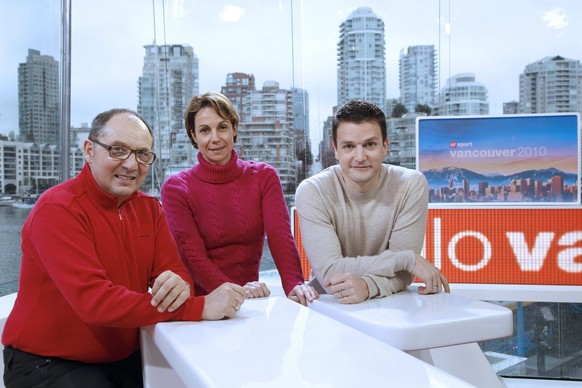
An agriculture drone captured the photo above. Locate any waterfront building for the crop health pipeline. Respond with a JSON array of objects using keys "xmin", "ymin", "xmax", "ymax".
[
  {"xmin": 238, "ymin": 81, "xmax": 296, "ymax": 194},
  {"xmin": 399, "ymin": 45, "xmax": 437, "ymax": 113},
  {"xmin": 519, "ymin": 55, "xmax": 582, "ymax": 114},
  {"xmin": 337, "ymin": 7, "xmax": 386, "ymax": 110},
  {"xmin": 0, "ymin": 140, "xmax": 83, "ymax": 195},
  {"xmin": 18, "ymin": 49, "xmax": 60, "ymax": 144},
  {"xmin": 438, "ymin": 73, "xmax": 489, "ymax": 116},
  {"xmin": 138, "ymin": 44, "xmax": 199, "ymax": 183}
]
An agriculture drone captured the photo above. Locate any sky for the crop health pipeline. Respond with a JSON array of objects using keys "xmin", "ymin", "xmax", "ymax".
[{"xmin": 1, "ymin": 0, "xmax": 581, "ymax": 156}]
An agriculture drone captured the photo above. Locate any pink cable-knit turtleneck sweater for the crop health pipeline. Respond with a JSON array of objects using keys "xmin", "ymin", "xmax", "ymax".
[{"xmin": 161, "ymin": 149, "xmax": 304, "ymax": 296}]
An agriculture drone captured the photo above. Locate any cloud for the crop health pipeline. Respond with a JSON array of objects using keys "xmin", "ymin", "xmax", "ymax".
[
  {"xmin": 172, "ymin": 0, "xmax": 184, "ymax": 19},
  {"xmin": 543, "ymin": 8, "xmax": 568, "ymax": 29},
  {"xmin": 220, "ymin": 5, "xmax": 245, "ymax": 22}
]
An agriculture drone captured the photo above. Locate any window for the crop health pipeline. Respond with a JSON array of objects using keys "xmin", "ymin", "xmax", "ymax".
[{"xmin": 1, "ymin": 0, "xmax": 581, "ymax": 383}]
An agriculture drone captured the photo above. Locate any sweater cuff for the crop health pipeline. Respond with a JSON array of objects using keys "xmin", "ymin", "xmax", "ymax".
[
  {"xmin": 182, "ymin": 296, "xmax": 205, "ymax": 321},
  {"xmin": 403, "ymin": 250, "xmax": 416, "ymax": 272},
  {"xmin": 362, "ymin": 276, "xmax": 379, "ymax": 299}
]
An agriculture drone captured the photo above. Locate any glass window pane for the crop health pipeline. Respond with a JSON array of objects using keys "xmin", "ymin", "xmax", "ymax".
[
  {"xmin": 0, "ymin": 0, "xmax": 61, "ymax": 295},
  {"xmin": 1, "ymin": 1, "xmax": 581, "ymax": 384}
]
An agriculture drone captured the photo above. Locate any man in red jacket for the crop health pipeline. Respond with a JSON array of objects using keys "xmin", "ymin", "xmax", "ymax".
[{"xmin": 2, "ymin": 108, "xmax": 246, "ymax": 387}]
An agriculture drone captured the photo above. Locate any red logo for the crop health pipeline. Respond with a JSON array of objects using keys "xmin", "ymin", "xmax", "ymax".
[{"xmin": 450, "ymin": 141, "xmax": 458, "ymax": 148}]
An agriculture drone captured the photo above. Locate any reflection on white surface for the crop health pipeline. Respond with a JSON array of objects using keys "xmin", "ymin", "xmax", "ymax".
[
  {"xmin": 144, "ymin": 296, "xmax": 472, "ymax": 387},
  {"xmin": 310, "ymin": 286, "xmax": 513, "ymax": 351}
]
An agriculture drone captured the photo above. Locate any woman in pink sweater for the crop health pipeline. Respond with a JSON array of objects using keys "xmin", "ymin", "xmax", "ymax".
[{"xmin": 161, "ymin": 92, "xmax": 318, "ymax": 305}]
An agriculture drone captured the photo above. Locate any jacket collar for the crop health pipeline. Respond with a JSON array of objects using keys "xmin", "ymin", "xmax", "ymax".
[{"xmin": 78, "ymin": 163, "xmax": 139, "ymax": 209}]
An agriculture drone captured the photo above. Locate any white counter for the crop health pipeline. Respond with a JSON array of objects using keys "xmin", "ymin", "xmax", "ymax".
[
  {"xmin": 141, "ymin": 296, "xmax": 473, "ymax": 387},
  {"xmin": 309, "ymin": 286, "xmax": 513, "ymax": 350},
  {"xmin": 309, "ymin": 287, "xmax": 513, "ymax": 387}
]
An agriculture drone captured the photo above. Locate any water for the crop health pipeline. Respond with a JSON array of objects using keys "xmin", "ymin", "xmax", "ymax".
[
  {"xmin": 0, "ymin": 205, "xmax": 276, "ymax": 297},
  {"xmin": 0, "ymin": 206, "xmax": 31, "ymax": 296}
]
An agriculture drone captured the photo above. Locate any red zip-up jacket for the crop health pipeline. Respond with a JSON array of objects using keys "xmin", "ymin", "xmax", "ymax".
[{"xmin": 2, "ymin": 164, "xmax": 204, "ymax": 363}]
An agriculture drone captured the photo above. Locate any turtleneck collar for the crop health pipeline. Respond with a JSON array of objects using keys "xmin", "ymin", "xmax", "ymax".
[{"xmin": 192, "ymin": 149, "xmax": 244, "ymax": 184}]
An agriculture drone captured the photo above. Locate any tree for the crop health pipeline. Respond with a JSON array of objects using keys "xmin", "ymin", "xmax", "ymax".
[
  {"xmin": 321, "ymin": 146, "xmax": 337, "ymax": 169},
  {"xmin": 296, "ymin": 147, "xmax": 314, "ymax": 183},
  {"xmin": 391, "ymin": 103, "xmax": 408, "ymax": 118},
  {"xmin": 297, "ymin": 147, "xmax": 313, "ymax": 168},
  {"xmin": 415, "ymin": 104, "xmax": 432, "ymax": 115}
]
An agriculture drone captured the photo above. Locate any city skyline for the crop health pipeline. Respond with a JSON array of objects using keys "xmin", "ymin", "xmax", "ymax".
[
  {"xmin": 424, "ymin": 167, "xmax": 578, "ymax": 204},
  {"xmin": 1, "ymin": 1, "xmax": 582, "ymax": 156}
]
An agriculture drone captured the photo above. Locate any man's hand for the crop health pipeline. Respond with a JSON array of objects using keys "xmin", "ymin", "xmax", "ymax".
[
  {"xmin": 288, "ymin": 284, "xmax": 319, "ymax": 306},
  {"xmin": 202, "ymin": 283, "xmax": 247, "ymax": 320},
  {"xmin": 325, "ymin": 273, "xmax": 369, "ymax": 304},
  {"xmin": 243, "ymin": 281, "xmax": 271, "ymax": 299},
  {"xmin": 150, "ymin": 270, "xmax": 192, "ymax": 313},
  {"xmin": 411, "ymin": 254, "xmax": 450, "ymax": 294}
]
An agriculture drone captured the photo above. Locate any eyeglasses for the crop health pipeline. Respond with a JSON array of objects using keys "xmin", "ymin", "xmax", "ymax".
[{"xmin": 89, "ymin": 138, "xmax": 157, "ymax": 166}]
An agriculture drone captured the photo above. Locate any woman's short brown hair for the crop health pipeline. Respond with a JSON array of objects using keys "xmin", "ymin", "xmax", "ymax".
[{"xmin": 184, "ymin": 92, "xmax": 239, "ymax": 149}]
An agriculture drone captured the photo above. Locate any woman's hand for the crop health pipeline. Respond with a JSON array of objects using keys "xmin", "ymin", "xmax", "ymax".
[
  {"xmin": 243, "ymin": 281, "xmax": 271, "ymax": 298},
  {"xmin": 288, "ymin": 284, "xmax": 319, "ymax": 306},
  {"xmin": 202, "ymin": 283, "xmax": 246, "ymax": 320}
]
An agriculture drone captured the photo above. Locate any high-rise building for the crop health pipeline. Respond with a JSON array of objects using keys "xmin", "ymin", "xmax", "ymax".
[
  {"xmin": 18, "ymin": 49, "xmax": 60, "ymax": 144},
  {"xmin": 519, "ymin": 55, "xmax": 582, "ymax": 114},
  {"xmin": 319, "ymin": 113, "xmax": 336, "ymax": 169},
  {"xmin": 221, "ymin": 72, "xmax": 256, "ymax": 121},
  {"xmin": 337, "ymin": 7, "xmax": 386, "ymax": 110},
  {"xmin": 386, "ymin": 114, "xmax": 418, "ymax": 169},
  {"xmin": 399, "ymin": 45, "xmax": 437, "ymax": 113},
  {"xmin": 292, "ymin": 88, "xmax": 311, "ymax": 181},
  {"xmin": 551, "ymin": 175, "xmax": 564, "ymax": 201},
  {"xmin": 138, "ymin": 44, "xmax": 199, "ymax": 183},
  {"xmin": 238, "ymin": 81, "xmax": 296, "ymax": 193},
  {"xmin": 438, "ymin": 73, "xmax": 489, "ymax": 116},
  {"xmin": 291, "ymin": 88, "xmax": 309, "ymax": 155}
]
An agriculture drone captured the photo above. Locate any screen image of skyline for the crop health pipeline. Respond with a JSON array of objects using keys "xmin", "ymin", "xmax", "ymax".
[{"xmin": 417, "ymin": 114, "xmax": 580, "ymax": 204}]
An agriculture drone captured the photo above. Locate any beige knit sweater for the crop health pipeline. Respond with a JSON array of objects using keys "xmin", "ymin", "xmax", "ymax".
[{"xmin": 295, "ymin": 164, "xmax": 429, "ymax": 298}]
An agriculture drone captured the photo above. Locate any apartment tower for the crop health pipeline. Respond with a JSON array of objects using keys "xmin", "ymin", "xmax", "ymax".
[
  {"xmin": 238, "ymin": 81, "xmax": 296, "ymax": 193},
  {"xmin": 399, "ymin": 45, "xmax": 437, "ymax": 113},
  {"xmin": 438, "ymin": 73, "xmax": 489, "ymax": 116},
  {"xmin": 337, "ymin": 7, "xmax": 386, "ymax": 110},
  {"xmin": 18, "ymin": 49, "xmax": 60, "ymax": 144},
  {"xmin": 138, "ymin": 44, "xmax": 199, "ymax": 182},
  {"xmin": 519, "ymin": 55, "xmax": 582, "ymax": 114},
  {"xmin": 221, "ymin": 72, "xmax": 256, "ymax": 121}
]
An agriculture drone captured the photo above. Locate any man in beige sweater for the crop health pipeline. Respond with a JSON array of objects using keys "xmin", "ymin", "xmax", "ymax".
[{"xmin": 295, "ymin": 99, "xmax": 449, "ymax": 304}]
